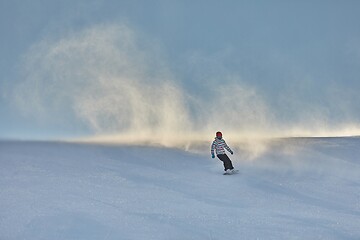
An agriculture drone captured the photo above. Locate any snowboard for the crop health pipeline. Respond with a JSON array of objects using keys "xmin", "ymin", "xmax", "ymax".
[{"xmin": 223, "ymin": 169, "xmax": 239, "ymax": 175}]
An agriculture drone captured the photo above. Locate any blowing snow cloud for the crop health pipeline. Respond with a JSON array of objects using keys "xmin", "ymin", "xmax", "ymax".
[
  {"xmin": 14, "ymin": 23, "xmax": 274, "ymax": 144},
  {"xmin": 13, "ymin": 23, "xmax": 360, "ymax": 146}
]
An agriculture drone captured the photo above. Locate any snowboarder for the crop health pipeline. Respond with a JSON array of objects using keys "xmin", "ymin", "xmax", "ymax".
[{"xmin": 211, "ymin": 131, "xmax": 237, "ymax": 174}]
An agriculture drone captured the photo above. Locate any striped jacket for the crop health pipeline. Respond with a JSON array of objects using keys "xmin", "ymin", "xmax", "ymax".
[{"xmin": 211, "ymin": 138, "xmax": 233, "ymax": 155}]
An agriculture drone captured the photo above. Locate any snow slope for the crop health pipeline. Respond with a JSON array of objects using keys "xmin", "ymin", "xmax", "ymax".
[{"xmin": 0, "ymin": 138, "xmax": 359, "ymax": 240}]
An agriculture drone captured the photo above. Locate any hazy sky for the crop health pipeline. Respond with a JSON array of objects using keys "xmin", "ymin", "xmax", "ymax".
[{"xmin": 1, "ymin": 0, "xmax": 360, "ymax": 140}]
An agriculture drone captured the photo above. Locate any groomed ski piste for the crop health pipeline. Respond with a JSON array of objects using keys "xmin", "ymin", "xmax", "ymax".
[{"xmin": 1, "ymin": 137, "xmax": 359, "ymax": 240}]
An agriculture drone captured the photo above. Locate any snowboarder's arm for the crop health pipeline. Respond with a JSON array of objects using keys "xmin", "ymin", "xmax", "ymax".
[
  {"xmin": 211, "ymin": 141, "xmax": 216, "ymax": 156},
  {"xmin": 224, "ymin": 141, "xmax": 233, "ymax": 154}
]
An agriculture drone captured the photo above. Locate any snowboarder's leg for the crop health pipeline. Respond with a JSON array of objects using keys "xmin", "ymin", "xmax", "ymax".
[
  {"xmin": 223, "ymin": 154, "xmax": 234, "ymax": 170},
  {"xmin": 217, "ymin": 154, "xmax": 234, "ymax": 171}
]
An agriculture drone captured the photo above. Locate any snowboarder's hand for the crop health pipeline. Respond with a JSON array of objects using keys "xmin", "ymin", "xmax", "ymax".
[{"xmin": 211, "ymin": 153, "xmax": 215, "ymax": 158}]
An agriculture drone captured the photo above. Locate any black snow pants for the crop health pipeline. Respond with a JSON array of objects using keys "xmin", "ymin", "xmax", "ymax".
[{"xmin": 217, "ymin": 154, "xmax": 234, "ymax": 171}]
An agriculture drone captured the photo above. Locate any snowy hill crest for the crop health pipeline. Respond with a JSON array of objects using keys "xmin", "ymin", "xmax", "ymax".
[{"xmin": 1, "ymin": 138, "xmax": 359, "ymax": 239}]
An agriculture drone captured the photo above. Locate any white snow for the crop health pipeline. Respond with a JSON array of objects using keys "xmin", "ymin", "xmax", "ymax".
[{"xmin": 0, "ymin": 137, "xmax": 359, "ymax": 240}]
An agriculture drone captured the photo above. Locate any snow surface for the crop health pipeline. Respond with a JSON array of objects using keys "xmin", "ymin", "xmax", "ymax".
[{"xmin": 0, "ymin": 138, "xmax": 359, "ymax": 240}]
